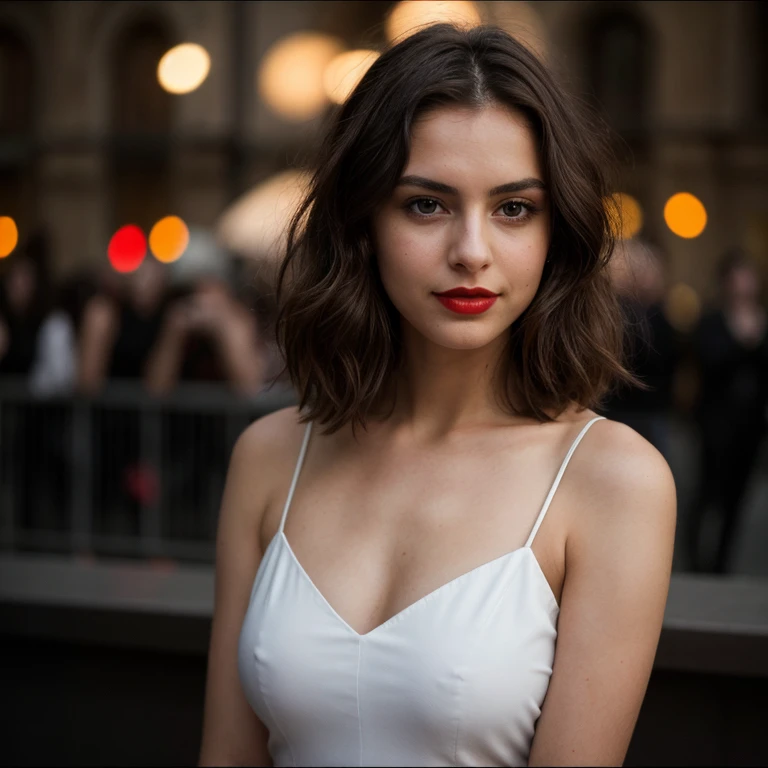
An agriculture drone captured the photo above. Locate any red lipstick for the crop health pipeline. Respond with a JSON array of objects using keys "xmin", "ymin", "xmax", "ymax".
[{"xmin": 433, "ymin": 286, "xmax": 499, "ymax": 315}]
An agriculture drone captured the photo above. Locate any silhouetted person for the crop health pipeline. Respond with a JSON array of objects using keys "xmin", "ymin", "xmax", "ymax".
[
  {"xmin": 144, "ymin": 273, "xmax": 263, "ymax": 396},
  {"xmin": 77, "ymin": 257, "xmax": 169, "ymax": 394},
  {"xmin": 22, "ymin": 271, "xmax": 98, "ymax": 540},
  {"xmin": 76, "ymin": 258, "xmax": 170, "ymax": 544},
  {"xmin": 602, "ymin": 240, "xmax": 682, "ymax": 458},
  {"xmin": 0, "ymin": 231, "xmax": 57, "ymax": 539},
  {"xmin": 687, "ymin": 250, "xmax": 768, "ymax": 574},
  {"xmin": 30, "ymin": 270, "xmax": 97, "ymax": 397},
  {"xmin": 144, "ymin": 269, "xmax": 265, "ymax": 540},
  {"xmin": 0, "ymin": 232, "xmax": 50, "ymax": 378}
]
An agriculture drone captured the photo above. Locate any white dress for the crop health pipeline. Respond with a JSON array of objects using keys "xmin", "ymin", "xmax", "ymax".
[{"xmin": 239, "ymin": 416, "xmax": 606, "ymax": 766}]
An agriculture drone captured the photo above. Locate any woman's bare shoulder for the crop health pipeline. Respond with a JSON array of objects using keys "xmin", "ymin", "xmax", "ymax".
[
  {"xmin": 229, "ymin": 405, "xmax": 309, "ymax": 533},
  {"xmin": 238, "ymin": 404, "xmax": 306, "ymax": 447},
  {"xmin": 233, "ymin": 405, "xmax": 308, "ymax": 481},
  {"xmin": 573, "ymin": 416, "xmax": 674, "ymax": 492},
  {"xmin": 563, "ymin": 416, "xmax": 677, "ymax": 547}
]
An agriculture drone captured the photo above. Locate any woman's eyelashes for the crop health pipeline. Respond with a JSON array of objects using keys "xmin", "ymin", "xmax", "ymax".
[
  {"xmin": 409, "ymin": 197, "xmax": 444, "ymax": 216},
  {"xmin": 404, "ymin": 196, "xmax": 541, "ymax": 223}
]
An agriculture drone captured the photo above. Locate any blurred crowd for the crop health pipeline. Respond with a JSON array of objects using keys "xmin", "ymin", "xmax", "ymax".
[
  {"xmin": 1, "ymin": 229, "xmax": 767, "ymax": 574},
  {"xmin": 0, "ymin": 228, "xmax": 289, "ymax": 549},
  {"xmin": 602, "ymin": 239, "xmax": 768, "ymax": 575},
  {"xmin": 0, "ymin": 228, "xmax": 287, "ymax": 400}
]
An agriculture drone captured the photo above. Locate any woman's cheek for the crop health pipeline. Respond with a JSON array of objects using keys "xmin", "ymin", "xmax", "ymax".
[{"xmin": 381, "ymin": 228, "xmax": 429, "ymax": 284}]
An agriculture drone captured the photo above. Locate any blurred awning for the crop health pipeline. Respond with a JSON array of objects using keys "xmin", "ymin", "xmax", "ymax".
[{"xmin": 216, "ymin": 169, "xmax": 311, "ymax": 267}]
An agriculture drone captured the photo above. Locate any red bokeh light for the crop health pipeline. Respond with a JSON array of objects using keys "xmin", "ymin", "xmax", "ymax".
[{"xmin": 108, "ymin": 225, "xmax": 147, "ymax": 273}]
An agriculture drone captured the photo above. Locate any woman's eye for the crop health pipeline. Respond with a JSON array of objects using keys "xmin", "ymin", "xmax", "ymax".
[
  {"xmin": 412, "ymin": 198, "xmax": 440, "ymax": 215},
  {"xmin": 501, "ymin": 201, "xmax": 526, "ymax": 218}
]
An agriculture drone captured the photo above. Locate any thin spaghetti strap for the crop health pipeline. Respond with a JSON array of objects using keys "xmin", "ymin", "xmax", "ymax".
[
  {"xmin": 524, "ymin": 416, "xmax": 606, "ymax": 549},
  {"xmin": 278, "ymin": 421, "xmax": 313, "ymax": 533}
]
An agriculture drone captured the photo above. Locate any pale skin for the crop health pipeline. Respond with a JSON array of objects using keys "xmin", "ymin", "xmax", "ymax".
[{"xmin": 199, "ymin": 103, "xmax": 677, "ymax": 766}]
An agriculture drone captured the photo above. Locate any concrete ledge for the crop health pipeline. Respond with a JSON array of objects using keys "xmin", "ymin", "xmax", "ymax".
[{"xmin": 1, "ymin": 554, "xmax": 767, "ymax": 676}]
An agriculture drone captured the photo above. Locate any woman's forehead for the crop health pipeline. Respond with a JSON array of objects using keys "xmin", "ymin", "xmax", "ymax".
[{"xmin": 404, "ymin": 104, "xmax": 543, "ymax": 187}]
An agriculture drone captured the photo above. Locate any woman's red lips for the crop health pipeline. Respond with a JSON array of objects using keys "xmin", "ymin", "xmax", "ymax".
[
  {"xmin": 434, "ymin": 288, "xmax": 499, "ymax": 315},
  {"xmin": 434, "ymin": 287, "xmax": 499, "ymax": 297}
]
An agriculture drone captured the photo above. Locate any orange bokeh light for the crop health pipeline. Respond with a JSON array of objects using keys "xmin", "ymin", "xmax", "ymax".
[
  {"xmin": 664, "ymin": 192, "xmax": 707, "ymax": 239},
  {"xmin": 0, "ymin": 216, "xmax": 18, "ymax": 258},
  {"xmin": 149, "ymin": 216, "xmax": 189, "ymax": 263}
]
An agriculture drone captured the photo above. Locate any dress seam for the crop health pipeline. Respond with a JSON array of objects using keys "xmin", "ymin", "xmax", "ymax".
[{"xmin": 356, "ymin": 639, "xmax": 363, "ymax": 766}]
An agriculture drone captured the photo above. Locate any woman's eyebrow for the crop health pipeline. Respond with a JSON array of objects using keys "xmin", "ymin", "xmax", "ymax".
[
  {"xmin": 397, "ymin": 175, "xmax": 547, "ymax": 196},
  {"xmin": 489, "ymin": 178, "xmax": 547, "ymax": 196}
]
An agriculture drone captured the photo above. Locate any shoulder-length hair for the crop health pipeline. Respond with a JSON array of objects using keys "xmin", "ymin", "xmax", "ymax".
[{"xmin": 273, "ymin": 23, "xmax": 640, "ymax": 436}]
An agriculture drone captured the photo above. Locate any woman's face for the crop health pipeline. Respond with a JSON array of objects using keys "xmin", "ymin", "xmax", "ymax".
[{"xmin": 372, "ymin": 103, "xmax": 550, "ymax": 352}]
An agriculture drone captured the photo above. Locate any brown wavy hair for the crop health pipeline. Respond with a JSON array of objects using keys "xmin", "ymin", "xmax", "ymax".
[{"xmin": 273, "ymin": 23, "xmax": 640, "ymax": 436}]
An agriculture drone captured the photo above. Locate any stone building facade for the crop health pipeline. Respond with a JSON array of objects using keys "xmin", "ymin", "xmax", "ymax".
[{"xmin": 0, "ymin": 0, "xmax": 766, "ymax": 304}]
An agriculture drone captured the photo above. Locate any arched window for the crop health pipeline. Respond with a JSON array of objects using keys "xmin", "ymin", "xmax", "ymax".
[
  {"xmin": 585, "ymin": 9, "xmax": 651, "ymax": 137},
  {"xmin": 0, "ymin": 25, "xmax": 35, "ymax": 135},
  {"xmin": 109, "ymin": 16, "xmax": 174, "ymax": 233},
  {"xmin": 753, "ymin": 1, "xmax": 768, "ymax": 123},
  {"xmin": 0, "ymin": 24, "xmax": 36, "ymax": 242}
]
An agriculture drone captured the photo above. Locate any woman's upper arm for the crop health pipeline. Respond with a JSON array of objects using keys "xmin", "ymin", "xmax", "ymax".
[
  {"xmin": 199, "ymin": 411, "xmax": 290, "ymax": 767},
  {"xmin": 528, "ymin": 421, "xmax": 677, "ymax": 767}
]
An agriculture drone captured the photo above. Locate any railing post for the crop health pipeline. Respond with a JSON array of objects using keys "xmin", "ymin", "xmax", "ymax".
[
  {"xmin": 70, "ymin": 398, "xmax": 93, "ymax": 555},
  {"xmin": 140, "ymin": 400, "xmax": 163, "ymax": 558},
  {"xmin": 0, "ymin": 398, "xmax": 13, "ymax": 550}
]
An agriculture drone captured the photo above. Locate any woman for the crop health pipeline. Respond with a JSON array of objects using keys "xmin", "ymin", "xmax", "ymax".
[{"xmin": 200, "ymin": 24, "xmax": 676, "ymax": 767}]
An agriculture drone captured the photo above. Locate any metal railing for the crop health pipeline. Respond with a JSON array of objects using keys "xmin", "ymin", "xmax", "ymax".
[
  {"xmin": 4, "ymin": 375, "xmax": 768, "ymax": 577},
  {"xmin": 0, "ymin": 378, "xmax": 297, "ymax": 562}
]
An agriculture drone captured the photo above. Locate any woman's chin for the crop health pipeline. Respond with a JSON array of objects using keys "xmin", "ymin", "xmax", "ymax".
[{"xmin": 416, "ymin": 328, "xmax": 508, "ymax": 352}]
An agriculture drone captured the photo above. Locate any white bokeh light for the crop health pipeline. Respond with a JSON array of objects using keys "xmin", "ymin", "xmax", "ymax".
[
  {"xmin": 157, "ymin": 43, "xmax": 211, "ymax": 94},
  {"xmin": 258, "ymin": 32, "xmax": 344, "ymax": 121},
  {"xmin": 323, "ymin": 49, "xmax": 379, "ymax": 104}
]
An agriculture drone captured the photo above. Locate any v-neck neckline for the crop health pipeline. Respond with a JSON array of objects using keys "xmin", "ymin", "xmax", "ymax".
[{"xmin": 277, "ymin": 531, "xmax": 556, "ymax": 639}]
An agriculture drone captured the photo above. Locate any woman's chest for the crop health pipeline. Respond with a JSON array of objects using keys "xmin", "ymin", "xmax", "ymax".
[
  {"xmin": 259, "ymin": 434, "xmax": 568, "ymax": 636},
  {"xmin": 239, "ymin": 529, "xmax": 559, "ymax": 767}
]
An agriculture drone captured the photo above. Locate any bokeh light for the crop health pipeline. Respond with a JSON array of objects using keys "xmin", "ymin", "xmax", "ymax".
[
  {"xmin": 0, "ymin": 216, "xmax": 18, "ymax": 258},
  {"xmin": 258, "ymin": 32, "xmax": 344, "ymax": 121},
  {"xmin": 487, "ymin": 0, "xmax": 548, "ymax": 60},
  {"xmin": 217, "ymin": 169, "xmax": 311, "ymax": 266},
  {"xmin": 108, "ymin": 225, "xmax": 147, "ymax": 273},
  {"xmin": 323, "ymin": 49, "xmax": 379, "ymax": 104},
  {"xmin": 664, "ymin": 282, "xmax": 702, "ymax": 332},
  {"xmin": 157, "ymin": 43, "xmax": 211, "ymax": 94},
  {"xmin": 606, "ymin": 192, "xmax": 643, "ymax": 240},
  {"xmin": 664, "ymin": 192, "xmax": 707, "ymax": 239},
  {"xmin": 386, "ymin": 1, "xmax": 482, "ymax": 43},
  {"xmin": 149, "ymin": 216, "xmax": 190, "ymax": 263}
]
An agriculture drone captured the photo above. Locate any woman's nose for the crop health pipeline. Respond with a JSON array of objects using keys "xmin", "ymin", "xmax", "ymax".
[{"xmin": 448, "ymin": 213, "xmax": 492, "ymax": 272}]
